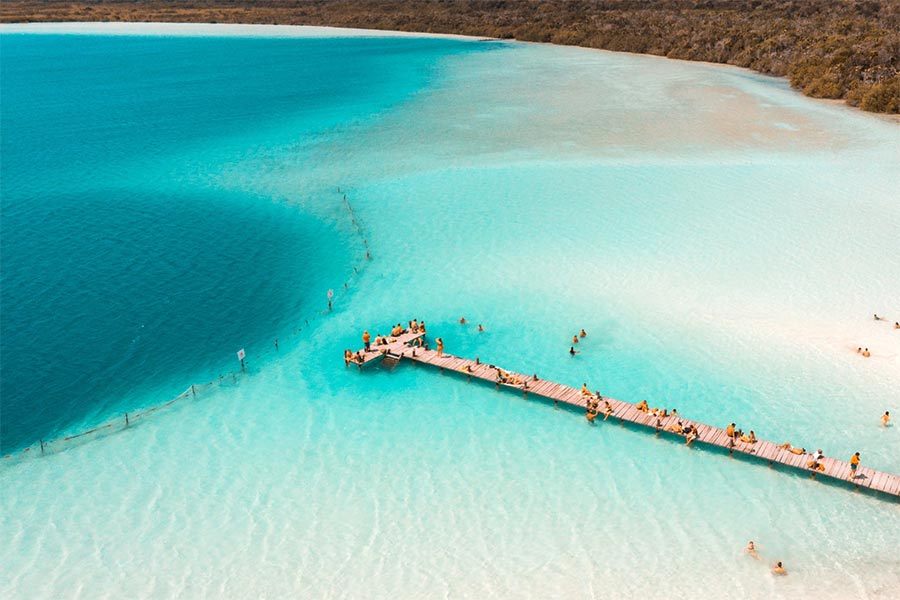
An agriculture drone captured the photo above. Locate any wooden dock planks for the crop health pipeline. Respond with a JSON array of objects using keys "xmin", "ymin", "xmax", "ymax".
[{"xmin": 349, "ymin": 331, "xmax": 900, "ymax": 500}]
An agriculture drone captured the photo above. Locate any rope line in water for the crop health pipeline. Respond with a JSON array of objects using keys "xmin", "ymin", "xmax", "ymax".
[{"xmin": 3, "ymin": 188, "xmax": 372, "ymax": 464}]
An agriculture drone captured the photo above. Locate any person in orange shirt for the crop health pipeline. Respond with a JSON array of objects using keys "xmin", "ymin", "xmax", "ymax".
[
  {"xmin": 849, "ymin": 452, "xmax": 861, "ymax": 480},
  {"xmin": 882, "ymin": 411, "xmax": 891, "ymax": 427},
  {"xmin": 362, "ymin": 330, "xmax": 371, "ymax": 351}
]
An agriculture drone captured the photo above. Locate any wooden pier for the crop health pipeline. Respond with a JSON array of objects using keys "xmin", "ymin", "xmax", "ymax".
[{"xmin": 348, "ymin": 329, "xmax": 900, "ymax": 500}]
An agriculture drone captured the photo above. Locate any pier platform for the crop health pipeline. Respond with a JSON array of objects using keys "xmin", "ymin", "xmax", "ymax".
[{"xmin": 347, "ymin": 329, "xmax": 900, "ymax": 500}]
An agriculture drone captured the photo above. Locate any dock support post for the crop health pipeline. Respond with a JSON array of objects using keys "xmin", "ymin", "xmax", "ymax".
[
  {"xmin": 769, "ymin": 461, "xmax": 774, "ymax": 468},
  {"xmin": 40, "ymin": 439, "xmax": 44, "ymax": 455},
  {"xmin": 523, "ymin": 390, "xmax": 528, "ymax": 399},
  {"xmin": 125, "ymin": 413, "xmax": 129, "ymax": 428},
  {"xmin": 554, "ymin": 400, "xmax": 558, "ymax": 409},
  {"xmin": 467, "ymin": 375, "xmax": 471, "ymax": 383},
  {"xmin": 191, "ymin": 385, "xmax": 195, "ymax": 397}
]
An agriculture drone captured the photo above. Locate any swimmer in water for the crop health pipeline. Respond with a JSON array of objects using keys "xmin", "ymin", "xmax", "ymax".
[
  {"xmin": 895, "ymin": 322, "xmax": 900, "ymax": 329},
  {"xmin": 856, "ymin": 347, "xmax": 862, "ymax": 354},
  {"xmin": 572, "ymin": 335, "xmax": 579, "ymax": 344},
  {"xmin": 580, "ymin": 329, "xmax": 587, "ymax": 338},
  {"xmin": 874, "ymin": 313, "xmax": 880, "ymax": 321},
  {"xmin": 862, "ymin": 348, "xmax": 871, "ymax": 357},
  {"xmin": 569, "ymin": 346, "xmax": 579, "ymax": 356},
  {"xmin": 882, "ymin": 411, "xmax": 890, "ymax": 427},
  {"xmin": 772, "ymin": 561, "xmax": 787, "ymax": 576},
  {"xmin": 478, "ymin": 324, "xmax": 484, "ymax": 331},
  {"xmin": 459, "ymin": 317, "xmax": 467, "ymax": 324},
  {"xmin": 744, "ymin": 541, "xmax": 759, "ymax": 560}
]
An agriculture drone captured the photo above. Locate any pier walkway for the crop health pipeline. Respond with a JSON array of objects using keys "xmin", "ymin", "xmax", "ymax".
[{"xmin": 348, "ymin": 330, "xmax": 900, "ymax": 500}]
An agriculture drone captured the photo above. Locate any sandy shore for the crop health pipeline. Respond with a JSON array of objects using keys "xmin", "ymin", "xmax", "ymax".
[{"xmin": 0, "ymin": 21, "xmax": 490, "ymax": 41}]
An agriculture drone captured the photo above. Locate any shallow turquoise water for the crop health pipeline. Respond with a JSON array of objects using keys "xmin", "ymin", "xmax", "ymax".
[{"xmin": 1, "ymin": 25, "xmax": 899, "ymax": 599}]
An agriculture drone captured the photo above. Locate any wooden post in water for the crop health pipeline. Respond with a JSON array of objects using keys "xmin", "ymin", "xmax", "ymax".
[
  {"xmin": 191, "ymin": 385, "xmax": 196, "ymax": 397},
  {"xmin": 125, "ymin": 413, "xmax": 129, "ymax": 427},
  {"xmin": 40, "ymin": 439, "xmax": 44, "ymax": 455}
]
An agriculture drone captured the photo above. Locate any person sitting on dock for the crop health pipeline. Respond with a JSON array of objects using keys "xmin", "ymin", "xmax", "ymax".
[
  {"xmin": 419, "ymin": 321, "xmax": 426, "ymax": 334},
  {"xmin": 882, "ymin": 411, "xmax": 890, "ymax": 427},
  {"xmin": 808, "ymin": 449, "xmax": 825, "ymax": 471},
  {"xmin": 462, "ymin": 364, "xmax": 473, "ymax": 374},
  {"xmin": 581, "ymin": 383, "xmax": 592, "ymax": 397},
  {"xmin": 586, "ymin": 406, "xmax": 598, "ymax": 424},
  {"xmin": 686, "ymin": 428, "xmax": 698, "ymax": 446},
  {"xmin": 636, "ymin": 399, "xmax": 649, "ymax": 413},
  {"xmin": 343, "ymin": 349, "xmax": 352, "ymax": 366},
  {"xmin": 849, "ymin": 452, "xmax": 860, "ymax": 480},
  {"xmin": 602, "ymin": 400, "xmax": 613, "ymax": 421},
  {"xmin": 667, "ymin": 421, "xmax": 684, "ymax": 434},
  {"xmin": 726, "ymin": 423, "xmax": 736, "ymax": 439},
  {"xmin": 354, "ymin": 351, "xmax": 364, "ymax": 364},
  {"xmin": 740, "ymin": 430, "xmax": 757, "ymax": 444}
]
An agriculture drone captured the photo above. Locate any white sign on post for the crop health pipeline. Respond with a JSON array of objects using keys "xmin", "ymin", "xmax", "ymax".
[{"xmin": 237, "ymin": 349, "xmax": 246, "ymax": 361}]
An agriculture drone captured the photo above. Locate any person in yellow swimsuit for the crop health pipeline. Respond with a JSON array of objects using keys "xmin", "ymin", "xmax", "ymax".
[
  {"xmin": 882, "ymin": 411, "xmax": 890, "ymax": 427},
  {"xmin": 636, "ymin": 399, "xmax": 649, "ymax": 413},
  {"xmin": 581, "ymin": 383, "xmax": 591, "ymax": 397}
]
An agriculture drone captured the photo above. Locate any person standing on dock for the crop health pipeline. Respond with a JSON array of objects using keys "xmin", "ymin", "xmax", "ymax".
[
  {"xmin": 849, "ymin": 452, "xmax": 861, "ymax": 480},
  {"xmin": 882, "ymin": 411, "xmax": 891, "ymax": 427},
  {"xmin": 363, "ymin": 330, "xmax": 371, "ymax": 351},
  {"xmin": 436, "ymin": 337, "xmax": 444, "ymax": 357}
]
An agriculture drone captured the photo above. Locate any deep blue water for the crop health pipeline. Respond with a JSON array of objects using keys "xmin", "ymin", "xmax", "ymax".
[{"xmin": 0, "ymin": 33, "xmax": 480, "ymax": 451}]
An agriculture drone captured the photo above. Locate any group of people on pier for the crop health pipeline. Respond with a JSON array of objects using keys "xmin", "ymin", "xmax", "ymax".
[{"xmin": 581, "ymin": 385, "xmax": 613, "ymax": 423}]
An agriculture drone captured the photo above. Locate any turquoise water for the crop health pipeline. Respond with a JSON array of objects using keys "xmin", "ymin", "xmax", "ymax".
[
  {"xmin": 0, "ymin": 33, "xmax": 487, "ymax": 451},
  {"xmin": 2, "ymin": 24, "xmax": 899, "ymax": 599}
]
